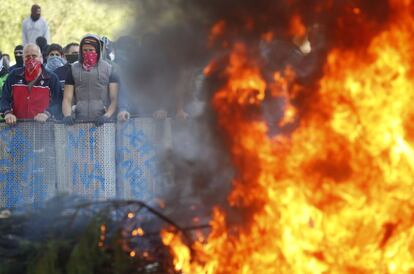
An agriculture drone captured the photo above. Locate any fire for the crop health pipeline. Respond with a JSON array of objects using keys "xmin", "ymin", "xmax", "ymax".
[
  {"xmin": 209, "ymin": 20, "xmax": 226, "ymax": 47},
  {"xmin": 289, "ymin": 14, "xmax": 306, "ymax": 38},
  {"xmin": 131, "ymin": 227, "xmax": 145, "ymax": 237},
  {"xmin": 161, "ymin": 230, "xmax": 192, "ymax": 272},
  {"xmin": 214, "ymin": 43, "xmax": 266, "ymax": 106},
  {"xmin": 163, "ymin": 2, "xmax": 414, "ymax": 273}
]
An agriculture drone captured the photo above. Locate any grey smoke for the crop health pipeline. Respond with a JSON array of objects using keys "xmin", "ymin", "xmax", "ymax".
[{"xmin": 111, "ymin": 0, "xmax": 393, "ymax": 225}]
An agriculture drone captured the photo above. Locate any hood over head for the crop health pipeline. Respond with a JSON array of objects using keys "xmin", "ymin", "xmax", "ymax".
[{"xmin": 79, "ymin": 34, "xmax": 102, "ymax": 63}]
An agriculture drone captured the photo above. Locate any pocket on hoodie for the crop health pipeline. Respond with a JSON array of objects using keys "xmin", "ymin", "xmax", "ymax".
[{"xmin": 89, "ymin": 100, "xmax": 106, "ymax": 118}]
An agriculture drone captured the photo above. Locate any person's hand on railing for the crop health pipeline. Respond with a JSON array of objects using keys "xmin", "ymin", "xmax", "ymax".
[
  {"xmin": 95, "ymin": 115, "xmax": 110, "ymax": 127},
  {"xmin": 176, "ymin": 108, "xmax": 189, "ymax": 120},
  {"xmin": 63, "ymin": 115, "xmax": 75, "ymax": 125},
  {"xmin": 117, "ymin": 111, "xmax": 130, "ymax": 122},
  {"xmin": 153, "ymin": 109, "xmax": 168, "ymax": 120},
  {"xmin": 34, "ymin": 112, "xmax": 50, "ymax": 123},
  {"xmin": 4, "ymin": 113, "xmax": 17, "ymax": 125}
]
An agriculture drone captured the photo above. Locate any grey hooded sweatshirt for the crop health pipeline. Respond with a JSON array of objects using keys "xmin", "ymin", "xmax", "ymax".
[{"xmin": 68, "ymin": 34, "xmax": 116, "ymax": 120}]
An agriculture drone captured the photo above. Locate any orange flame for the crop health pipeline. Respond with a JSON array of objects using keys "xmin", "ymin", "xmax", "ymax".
[
  {"xmin": 261, "ymin": 32, "xmax": 274, "ymax": 43},
  {"xmin": 213, "ymin": 43, "xmax": 266, "ymax": 106},
  {"xmin": 289, "ymin": 14, "xmax": 306, "ymax": 38},
  {"xmin": 163, "ymin": 3, "xmax": 414, "ymax": 274},
  {"xmin": 132, "ymin": 227, "xmax": 145, "ymax": 237},
  {"xmin": 209, "ymin": 20, "xmax": 226, "ymax": 46},
  {"xmin": 161, "ymin": 230, "xmax": 192, "ymax": 272}
]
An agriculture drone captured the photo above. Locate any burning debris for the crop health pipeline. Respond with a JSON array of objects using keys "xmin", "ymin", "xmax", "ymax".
[{"xmin": 0, "ymin": 196, "xmax": 209, "ymax": 274}]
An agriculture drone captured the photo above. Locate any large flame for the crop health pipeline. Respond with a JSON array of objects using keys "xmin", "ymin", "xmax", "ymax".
[{"xmin": 164, "ymin": 2, "xmax": 414, "ymax": 273}]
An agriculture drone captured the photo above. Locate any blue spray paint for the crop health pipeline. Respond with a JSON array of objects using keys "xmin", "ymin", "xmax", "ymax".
[
  {"xmin": 67, "ymin": 126, "xmax": 107, "ymax": 199},
  {"xmin": 0, "ymin": 125, "xmax": 48, "ymax": 208},
  {"xmin": 117, "ymin": 120, "xmax": 165, "ymax": 202}
]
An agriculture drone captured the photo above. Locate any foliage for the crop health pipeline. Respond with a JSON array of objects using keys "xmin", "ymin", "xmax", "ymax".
[
  {"xmin": 65, "ymin": 216, "xmax": 109, "ymax": 274},
  {"xmin": 0, "ymin": 197, "xmax": 185, "ymax": 274},
  {"xmin": 0, "ymin": 0, "xmax": 135, "ymax": 63}
]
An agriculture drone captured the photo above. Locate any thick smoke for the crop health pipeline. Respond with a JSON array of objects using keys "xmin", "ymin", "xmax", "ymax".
[{"xmin": 114, "ymin": 0, "xmax": 394, "ymax": 224}]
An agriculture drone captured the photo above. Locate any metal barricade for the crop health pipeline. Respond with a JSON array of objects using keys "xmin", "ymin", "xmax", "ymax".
[
  {"xmin": 0, "ymin": 122, "xmax": 57, "ymax": 208},
  {"xmin": 55, "ymin": 122, "xmax": 117, "ymax": 200},
  {"xmin": 116, "ymin": 118, "xmax": 174, "ymax": 203},
  {"xmin": 0, "ymin": 118, "xmax": 175, "ymax": 208}
]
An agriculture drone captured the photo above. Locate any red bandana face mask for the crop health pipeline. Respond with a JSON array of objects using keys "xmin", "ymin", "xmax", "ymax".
[
  {"xmin": 82, "ymin": 51, "xmax": 98, "ymax": 71},
  {"xmin": 24, "ymin": 57, "xmax": 42, "ymax": 82}
]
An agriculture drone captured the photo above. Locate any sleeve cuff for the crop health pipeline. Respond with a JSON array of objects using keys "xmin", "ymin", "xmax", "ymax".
[{"xmin": 43, "ymin": 110, "xmax": 51, "ymax": 118}]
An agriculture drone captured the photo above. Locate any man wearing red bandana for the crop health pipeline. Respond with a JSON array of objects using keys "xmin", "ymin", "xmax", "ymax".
[
  {"xmin": 0, "ymin": 43, "xmax": 60, "ymax": 125},
  {"xmin": 62, "ymin": 34, "xmax": 119, "ymax": 126}
]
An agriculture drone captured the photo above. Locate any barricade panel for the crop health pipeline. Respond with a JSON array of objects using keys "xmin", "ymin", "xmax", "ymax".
[
  {"xmin": 116, "ymin": 118, "xmax": 174, "ymax": 203},
  {"xmin": 0, "ymin": 122, "xmax": 56, "ymax": 208},
  {"xmin": 55, "ymin": 123, "xmax": 116, "ymax": 200}
]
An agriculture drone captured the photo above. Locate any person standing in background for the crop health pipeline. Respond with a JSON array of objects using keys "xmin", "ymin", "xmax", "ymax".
[
  {"xmin": 62, "ymin": 43, "xmax": 80, "ymax": 65},
  {"xmin": 0, "ymin": 52, "xmax": 9, "ymax": 91},
  {"xmin": 9, "ymin": 45, "xmax": 24, "ymax": 72},
  {"xmin": 54, "ymin": 42, "xmax": 80, "ymax": 84},
  {"xmin": 1, "ymin": 54, "xmax": 10, "ymax": 71},
  {"xmin": 53, "ymin": 42, "xmax": 80, "ymax": 120},
  {"xmin": 35, "ymin": 36, "xmax": 49, "ymax": 63},
  {"xmin": 22, "ymin": 4, "xmax": 50, "ymax": 46},
  {"xmin": 45, "ymin": 43, "xmax": 66, "ymax": 72}
]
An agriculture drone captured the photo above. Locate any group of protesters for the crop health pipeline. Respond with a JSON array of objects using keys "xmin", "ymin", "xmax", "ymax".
[{"xmin": 0, "ymin": 4, "xmax": 195, "ymax": 127}]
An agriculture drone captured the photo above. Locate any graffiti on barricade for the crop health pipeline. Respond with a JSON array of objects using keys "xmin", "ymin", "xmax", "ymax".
[
  {"xmin": 0, "ymin": 119, "xmax": 171, "ymax": 208},
  {"xmin": 0, "ymin": 125, "xmax": 49, "ymax": 208},
  {"xmin": 64, "ymin": 126, "xmax": 110, "ymax": 199},
  {"xmin": 116, "ymin": 119, "xmax": 168, "ymax": 202}
]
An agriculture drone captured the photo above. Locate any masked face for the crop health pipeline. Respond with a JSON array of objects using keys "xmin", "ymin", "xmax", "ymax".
[
  {"xmin": 15, "ymin": 49, "xmax": 24, "ymax": 66},
  {"xmin": 82, "ymin": 51, "xmax": 98, "ymax": 71},
  {"xmin": 45, "ymin": 56, "xmax": 66, "ymax": 71},
  {"xmin": 64, "ymin": 45, "xmax": 79, "ymax": 64},
  {"xmin": 24, "ymin": 46, "xmax": 42, "ymax": 82},
  {"xmin": 24, "ymin": 57, "xmax": 42, "ymax": 82},
  {"xmin": 65, "ymin": 54, "xmax": 79, "ymax": 64},
  {"xmin": 31, "ymin": 7, "xmax": 41, "ymax": 21},
  {"xmin": 82, "ymin": 45, "xmax": 98, "ymax": 71}
]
